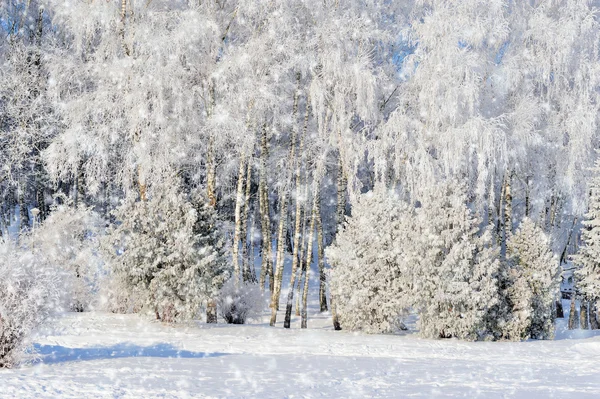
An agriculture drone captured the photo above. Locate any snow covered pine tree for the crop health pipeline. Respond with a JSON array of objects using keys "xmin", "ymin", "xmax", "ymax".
[
  {"xmin": 575, "ymin": 158, "xmax": 600, "ymax": 330},
  {"xmin": 414, "ymin": 183, "xmax": 500, "ymax": 341},
  {"xmin": 505, "ymin": 218, "xmax": 558, "ymax": 340},
  {"xmin": 103, "ymin": 184, "xmax": 229, "ymax": 322},
  {"xmin": 326, "ymin": 187, "xmax": 414, "ymax": 334}
]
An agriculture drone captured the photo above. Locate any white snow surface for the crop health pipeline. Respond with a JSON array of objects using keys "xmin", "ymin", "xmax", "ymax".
[{"xmin": 2, "ymin": 309, "xmax": 600, "ymax": 398}]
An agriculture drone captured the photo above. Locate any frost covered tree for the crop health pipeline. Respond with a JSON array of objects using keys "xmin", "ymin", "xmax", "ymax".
[
  {"xmin": 504, "ymin": 218, "xmax": 558, "ymax": 340},
  {"xmin": 103, "ymin": 183, "xmax": 229, "ymax": 322},
  {"xmin": 327, "ymin": 187, "xmax": 415, "ymax": 334},
  {"xmin": 414, "ymin": 184, "xmax": 500, "ymax": 341}
]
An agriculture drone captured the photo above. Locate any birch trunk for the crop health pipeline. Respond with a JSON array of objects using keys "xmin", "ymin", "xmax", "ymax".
[
  {"xmin": 204, "ymin": 81, "xmax": 219, "ymax": 323},
  {"xmin": 120, "ymin": 0, "xmax": 130, "ymax": 56},
  {"xmin": 336, "ymin": 154, "xmax": 347, "ymax": 235},
  {"xmin": 525, "ymin": 176, "xmax": 531, "ymax": 217},
  {"xmin": 269, "ymin": 77, "xmax": 301, "ymax": 326},
  {"xmin": 295, "ymin": 182, "xmax": 310, "ymax": 316},
  {"xmin": 206, "ymin": 83, "xmax": 217, "ymax": 208},
  {"xmin": 295, "ymin": 264, "xmax": 304, "ymax": 316},
  {"xmin": 258, "ymin": 124, "xmax": 273, "ymax": 293},
  {"xmin": 497, "ymin": 172, "xmax": 505, "ymax": 241},
  {"xmin": 283, "ymin": 101, "xmax": 309, "ymax": 328},
  {"xmin": 232, "ymin": 153, "xmax": 247, "ymax": 285},
  {"xmin": 241, "ymin": 158, "xmax": 254, "ymax": 282},
  {"xmin": 301, "ymin": 184, "xmax": 319, "ymax": 329},
  {"xmin": 316, "ymin": 196, "xmax": 328, "ymax": 312},
  {"xmin": 504, "ymin": 172, "xmax": 512, "ymax": 236}
]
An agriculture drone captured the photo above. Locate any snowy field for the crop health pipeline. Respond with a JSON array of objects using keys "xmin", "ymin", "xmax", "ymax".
[{"xmin": 2, "ymin": 305, "xmax": 600, "ymax": 399}]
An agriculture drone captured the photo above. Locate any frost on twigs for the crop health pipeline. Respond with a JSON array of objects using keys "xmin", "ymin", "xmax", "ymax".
[
  {"xmin": 0, "ymin": 239, "xmax": 60, "ymax": 368},
  {"xmin": 217, "ymin": 279, "xmax": 265, "ymax": 325},
  {"xmin": 30, "ymin": 201, "xmax": 103, "ymax": 312}
]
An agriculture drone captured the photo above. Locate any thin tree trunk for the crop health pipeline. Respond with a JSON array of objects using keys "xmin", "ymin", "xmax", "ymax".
[
  {"xmin": 232, "ymin": 153, "xmax": 247, "ymax": 285},
  {"xmin": 295, "ymin": 182, "xmax": 310, "ymax": 317},
  {"xmin": 568, "ymin": 298, "xmax": 578, "ymax": 330},
  {"xmin": 497, "ymin": 172, "xmax": 505, "ymax": 241},
  {"xmin": 270, "ymin": 76, "xmax": 301, "ymax": 326},
  {"xmin": 560, "ymin": 218, "xmax": 578, "ymax": 265},
  {"xmin": 241, "ymin": 157, "xmax": 254, "ymax": 282},
  {"xmin": 488, "ymin": 173, "xmax": 495, "ymax": 229},
  {"xmin": 18, "ymin": 182, "xmax": 29, "ymax": 232},
  {"xmin": 120, "ymin": 0, "xmax": 130, "ymax": 56},
  {"xmin": 295, "ymin": 263, "xmax": 305, "ymax": 316},
  {"xmin": 590, "ymin": 301, "xmax": 599, "ymax": 330},
  {"xmin": 316, "ymin": 186, "xmax": 328, "ymax": 312},
  {"xmin": 258, "ymin": 124, "xmax": 273, "ymax": 293},
  {"xmin": 332, "ymin": 143, "xmax": 346, "ymax": 331},
  {"xmin": 284, "ymin": 101, "xmax": 309, "ymax": 328},
  {"xmin": 525, "ymin": 175, "xmax": 531, "ymax": 217},
  {"xmin": 301, "ymin": 183, "xmax": 319, "ymax": 329},
  {"xmin": 555, "ymin": 298, "xmax": 564, "ymax": 318},
  {"xmin": 336, "ymin": 154, "xmax": 347, "ymax": 235},
  {"xmin": 503, "ymin": 171, "xmax": 512, "ymax": 237},
  {"xmin": 206, "ymin": 82, "xmax": 217, "ymax": 208},
  {"xmin": 580, "ymin": 301, "xmax": 589, "ymax": 330},
  {"xmin": 78, "ymin": 166, "xmax": 86, "ymax": 204}
]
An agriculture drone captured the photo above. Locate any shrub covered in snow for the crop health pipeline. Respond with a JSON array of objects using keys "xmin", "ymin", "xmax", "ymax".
[
  {"xmin": 103, "ymin": 184, "xmax": 230, "ymax": 322},
  {"xmin": 31, "ymin": 203, "xmax": 103, "ymax": 312},
  {"xmin": 0, "ymin": 239, "xmax": 61, "ymax": 368},
  {"xmin": 217, "ymin": 279, "xmax": 265, "ymax": 324}
]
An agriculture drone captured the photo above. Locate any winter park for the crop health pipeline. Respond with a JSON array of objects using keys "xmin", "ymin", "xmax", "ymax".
[{"xmin": 4, "ymin": 0, "xmax": 600, "ymax": 398}]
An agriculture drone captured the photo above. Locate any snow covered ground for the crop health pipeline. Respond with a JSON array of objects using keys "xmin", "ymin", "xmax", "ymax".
[{"xmin": 2, "ymin": 304, "xmax": 600, "ymax": 399}]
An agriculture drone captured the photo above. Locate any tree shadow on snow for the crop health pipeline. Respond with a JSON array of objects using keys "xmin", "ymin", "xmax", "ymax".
[{"xmin": 31, "ymin": 343, "xmax": 227, "ymax": 365}]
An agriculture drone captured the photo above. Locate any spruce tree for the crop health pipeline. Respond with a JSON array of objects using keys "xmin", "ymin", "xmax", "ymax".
[
  {"xmin": 326, "ymin": 187, "xmax": 415, "ymax": 334},
  {"xmin": 414, "ymin": 183, "xmax": 500, "ymax": 341},
  {"xmin": 103, "ymin": 184, "xmax": 229, "ymax": 322},
  {"xmin": 505, "ymin": 218, "xmax": 558, "ymax": 339},
  {"xmin": 574, "ymin": 158, "xmax": 600, "ymax": 324}
]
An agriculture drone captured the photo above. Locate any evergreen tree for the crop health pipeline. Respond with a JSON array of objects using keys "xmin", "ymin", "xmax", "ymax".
[
  {"xmin": 505, "ymin": 218, "xmax": 558, "ymax": 339},
  {"xmin": 326, "ymin": 187, "xmax": 414, "ymax": 334},
  {"xmin": 414, "ymin": 183, "xmax": 500, "ymax": 341},
  {"xmin": 103, "ymin": 184, "xmax": 229, "ymax": 322},
  {"xmin": 574, "ymin": 159, "xmax": 600, "ymax": 316}
]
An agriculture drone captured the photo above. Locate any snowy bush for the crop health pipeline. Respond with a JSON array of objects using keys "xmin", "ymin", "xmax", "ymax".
[
  {"xmin": 31, "ymin": 203, "xmax": 103, "ymax": 312},
  {"xmin": 0, "ymin": 239, "xmax": 60, "ymax": 368},
  {"xmin": 503, "ymin": 218, "xmax": 558, "ymax": 340},
  {"xmin": 103, "ymin": 184, "xmax": 230, "ymax": 322},
  {"xmin": 217, "ymin": 279, "xmax": 265, "ymax": 324},
  {"xmin": 327, "ymin": 188, "xmax": 415, "ymax": 334},
  {"xmin": 413, "ymin": 184, "xmax": 500, "ymax": 341}
]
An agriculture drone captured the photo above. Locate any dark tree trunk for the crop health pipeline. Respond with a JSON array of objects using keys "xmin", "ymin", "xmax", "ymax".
[
  {"xmin": 590, "ymin": 301, "xmax": 599, "ymax": 330},
  {"xmin": 568, "ymin": 299, "xmax": 578, "ymax": 330},
  {"xmin": 580, "ymin": 301, "xmax": 589, "ymax": 330},
  {"xmin": 555, "ymin": 299, "xmax": 564, "ymax": 318}
]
